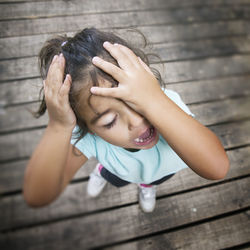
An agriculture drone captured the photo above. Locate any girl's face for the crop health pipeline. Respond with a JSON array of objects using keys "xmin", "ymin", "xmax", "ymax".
[{"xmin": 78, "ymin": 80, "xmax": 159, "ymax": 150}]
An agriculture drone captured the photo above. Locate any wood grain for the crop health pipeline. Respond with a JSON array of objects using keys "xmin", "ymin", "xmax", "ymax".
[{"xmin": 1, "ymin": 178, "xmax": 249, "ymax": 249}]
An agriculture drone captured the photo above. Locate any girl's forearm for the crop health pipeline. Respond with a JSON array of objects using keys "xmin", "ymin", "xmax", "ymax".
[
  {"xmin": 23, "ymin": 124, "xmax": 73, "ymax": 207},
  {"xmin": 143, "ymin": 93, "xmax": 230, "ymax": 180}
]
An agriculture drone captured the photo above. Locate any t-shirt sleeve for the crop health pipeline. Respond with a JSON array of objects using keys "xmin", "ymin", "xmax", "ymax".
[
  {"xmin": 163, "ymin": 88, "xmax": 195, "ymax": 118},
  {"xmin": 70, "ymin": 126, "xmax": 97, "ymax": 159}
]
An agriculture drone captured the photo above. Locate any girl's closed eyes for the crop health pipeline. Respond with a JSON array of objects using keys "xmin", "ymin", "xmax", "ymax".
[{"xmin": 103, "ymin": 114, "xmax": 117, "ymax": 129}]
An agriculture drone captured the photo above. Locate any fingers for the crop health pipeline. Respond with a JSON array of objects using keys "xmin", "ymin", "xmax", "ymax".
[
  {"xmin": 92, "ymin": 56, "xmax": 125, "ymax": 82},
  {"xmin": 90, "ymin": 86, "xmax": 120, "ymax": 99},
  {"xmin": 45, "ymin": 53, "xmax": 66, "ymax": 93},
  {"xmin": 103, "ymin": 42, "xmax": 139, "ymax": 70},
  {"xmin": 59, "ymin": 74, "xmax": 72, "ymax": 99},
  {"xmin": 138, "ymin": 57, "xmax": 154, "ymax": 76}
]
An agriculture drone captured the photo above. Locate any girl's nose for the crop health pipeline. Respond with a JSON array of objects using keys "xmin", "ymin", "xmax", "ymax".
[{"xmin": 127, "ymin": 109, "xmax": 145, "ymax": 130}]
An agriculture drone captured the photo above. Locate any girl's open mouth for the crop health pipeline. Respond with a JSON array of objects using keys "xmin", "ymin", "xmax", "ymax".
[{"xmin": 133, "ymin": 126, "xmax": 158, "ymax": 146}]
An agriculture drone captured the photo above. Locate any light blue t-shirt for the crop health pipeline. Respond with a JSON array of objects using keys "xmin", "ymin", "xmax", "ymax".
[{"xmin": 71, "ymin": 89, "xmax": 195, "ymax": 184}]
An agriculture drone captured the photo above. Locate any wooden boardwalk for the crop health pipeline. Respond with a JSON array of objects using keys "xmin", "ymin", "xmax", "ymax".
[{"xmin": 0, "ymin": 0, "xmax": 250, "ymax": 249}]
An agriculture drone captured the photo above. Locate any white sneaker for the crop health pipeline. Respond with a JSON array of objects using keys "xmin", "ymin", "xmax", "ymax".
[
  {"xmin": 138, "ymin": 185, "xmax": 156, "ymax": 213},
  {"xmin": 87, "ymin": 163, "xmax": 107, "ymax": 198}
]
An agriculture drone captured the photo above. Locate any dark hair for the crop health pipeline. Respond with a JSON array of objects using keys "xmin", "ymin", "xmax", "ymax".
[{"xmin": 35, "ymin": 27, "xmax": 164, "ymax": 151}]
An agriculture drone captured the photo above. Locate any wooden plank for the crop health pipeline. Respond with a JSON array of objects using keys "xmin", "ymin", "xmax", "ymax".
[
  {"xmin": 0, "ymin": 78, "xmax": 41, "ymax": 106},
  {"xmin": 2, "ymin": 32, "xmax": 250, "ymax": 65},
  {"xmin": 1, "ymin": 0, "xmax": 250, "ymax": 20},
  {"xmin": 0, "ymin": 8, "xmax": 249, "ymax": 39},
  {"xmin": 0, "ymin": 9, "xmax": 208, "ymax": 38},
  {"xmin": 1, "ymin": 0, "xmax": 250, "ymax": 4},
  {"xmin": 0, "ymin": 122, "xmax": 249, "ymax": 194},
  {"xmin": 0, "ymin": 178, "xmax": 249, "ymax": 248},
  {"xmin": 1, "ymin": 23, "xmax": 250, "ymax": 61},
  {"xmin": 0, "ymin": 117, "xmax": 249, "ymax": 168},
  {"xmin": 1, "ymin": 74, "xmax": 250, "ymax": 107},
  {"xmin": 106, "ymin": 212, "xmax": 250, "ymax": 250},
  {"xmin": 1, "ymin": 144, "xmax": 249, "ymax": 230},
  {"xmin": 0, "ymin": 134, "xmax": 249, "ymax": 194},
  {"xmin": 3, "ymin": 36, "xmax": 250, "ymax": 83},
  {"xmin": 155, "ymin": 54, "xmax": 250, "ymax": 83},
  {"xmin": 150, "ymin": 36, "xmax": 250, "ymax": 63},
  {"xmin": 1, "ymin": 4, "xmax": 249, "ymax": 30},
  {"xmin": 138, "ymin": 20, "xmax": 250, "ymax": 44},
  {"xmin": 1, "ymin": 93, "xmax": 250, "ymax": 133},
  {"xmin": 0, "ymin": 129, "xmax": 45, "ymax": 162},
  {"xmin": 2, "ymin": 47, "xmax": 250, "ymax": 82}
]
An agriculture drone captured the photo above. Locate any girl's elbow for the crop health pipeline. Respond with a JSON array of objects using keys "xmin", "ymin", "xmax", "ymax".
[
  {"xmin": 212, "ymin": 155, "xmax": 230, "ymax": 180},
  {"xmin": 22, "ymin": 189, "xmax": 54, "ymax": 208}
]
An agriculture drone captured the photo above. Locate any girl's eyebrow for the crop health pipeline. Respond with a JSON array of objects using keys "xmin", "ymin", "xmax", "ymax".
[{"xmin": 90, "ymin": 109, "xmax": 111, "ymax": 124}]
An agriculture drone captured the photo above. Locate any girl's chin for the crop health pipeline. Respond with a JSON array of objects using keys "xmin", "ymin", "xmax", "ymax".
[{"xmin": 137, "ymin": 134, "xmax": 159, "ymax": 149}]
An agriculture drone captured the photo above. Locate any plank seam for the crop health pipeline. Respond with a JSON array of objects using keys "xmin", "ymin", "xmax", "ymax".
[
  {"xmin": 1, "ymin": 175, "xmax": 250, "ymax": 233},
  {"xmin": 221, "ymin": 242, "xmax": 250, "ymax": 250},
  {"xmin": 2, "ymin": 53, "xmax": 250, "ymax": 84},
  {"xmin": 1, "ymin": 33, "xmax": 249, "ymax": 62},
  {"xmin": 0, "ymin": 18, "xmax": 248, "ymax": 39},
  {"xmin": 89, "ymin": 207, "xmax": 250, "ymax": 249},
  {"xmin": 1, "ymin": 5, "xmax": 249, "ymax": 22},
  {"xmin": 1, "ymin": 112, "xmax": 250, "ymax": 137}
]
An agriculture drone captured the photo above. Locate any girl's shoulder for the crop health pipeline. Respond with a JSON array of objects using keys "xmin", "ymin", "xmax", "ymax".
[{"xmin": 162, "ymin": 88, "xmax": 195, "ymax": 118}]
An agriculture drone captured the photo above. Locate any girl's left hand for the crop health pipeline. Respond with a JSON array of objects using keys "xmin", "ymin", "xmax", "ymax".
[{"xmin": 90, "ymin": 42, "xmax": 164, "ymax": 114}]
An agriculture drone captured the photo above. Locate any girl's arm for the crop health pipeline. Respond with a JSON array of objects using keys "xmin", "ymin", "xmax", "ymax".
[
  {"xmin": 23, "ymin": 54, "xmax": 87, "ymax": 207},
  {"xmin": 142, "ymin": 92, "xmax": 229, "ymax": 180},
  {"xmin": 90, "ymin": 42, "xmax": 230, "ymax": 180},
  {"xmin": 23, "ymin": 125, "xmax": 87, "ymax": 207}
]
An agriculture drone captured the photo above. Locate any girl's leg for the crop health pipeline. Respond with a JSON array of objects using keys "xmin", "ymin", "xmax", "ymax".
[{"xmin": 138, "ymin": 174, "xmax": 175, "ymax": 213}]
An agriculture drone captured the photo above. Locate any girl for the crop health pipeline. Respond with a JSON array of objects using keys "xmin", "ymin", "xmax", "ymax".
[{"xmin": 23, "ymin": 28, "xmax": 230, "ymax": 213}]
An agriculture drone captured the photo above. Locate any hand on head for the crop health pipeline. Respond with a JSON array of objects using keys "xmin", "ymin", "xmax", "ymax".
[
  {"xmin": 90, "ymin": 42, "xmax": 163, "ymax": 115},
  {"xmin": 43, "ymin": 53, "xmax": 76, "ymax": 131}
]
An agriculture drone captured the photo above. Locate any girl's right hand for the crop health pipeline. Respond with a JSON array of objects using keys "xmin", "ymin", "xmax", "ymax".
[{"xmin": 43, "ymin": 53, "xmax": 76, "ymax": 131}]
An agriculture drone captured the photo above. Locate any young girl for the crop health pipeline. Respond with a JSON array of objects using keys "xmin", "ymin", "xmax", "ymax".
[{"xmin": 23, "ymin": 28, "xmax": 230, "ymax": 213}]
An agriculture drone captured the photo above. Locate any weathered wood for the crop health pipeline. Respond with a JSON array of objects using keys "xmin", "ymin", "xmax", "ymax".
[
  {"xmin": 2, "ymin": 48, "xmax": 250, "ymax": 83},
  {"xmin": 2, "ymin": 23, "xmax": 250, "ymax": 60},
  {"xmin": 0, "ymin": 129, "xmax": 249, "ymax": 194},
  {"xmin": 0, "ymin": 7, "xmax": 249, "ymax": 39},
  {"xmin": 1, "ymin": 145, "xmax": 249, "ymax": 230},
  {"xmin": 0, "ymin": 9, "xmax": 210, "ymax": 38},
  {"xmin": 0, "ymin": 78, "xmax": 42, "ymax": 106},
  {"xmin": 0, "ymin": 118, "xmax": 249, "ymax": 165},
  {"xmin": 1, "ymin": 74, "xmax": 250, "ymax": 107},
  {"xmin": 1, "ymin": 1, "xmax": 249, "ymax": 249},
  {"xmin": 1, "ymin": 178, "xmax": 249, "ymax": 249},
  {"xmin": 1, "ymin": 0, "xmax": 250, "ymax": 20},
  {"xmin": 154, "ymin": 54, "xmax": 250, "ymax": 83},
  {"xmin": 106, "ymin": 212, "xmax": 250, "ymax": 250},
  {"xmin": 1, "ymin": 0, "xmax": 250, "ymax": 4},
  {"xmin": 1, "ymin": 93, "xmax": 250, "ymax": 133}
]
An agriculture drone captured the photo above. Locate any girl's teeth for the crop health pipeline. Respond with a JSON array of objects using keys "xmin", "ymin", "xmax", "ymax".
[{"xmin": 135, "ymin": 128, "xmax": 154, "ymax": 143}]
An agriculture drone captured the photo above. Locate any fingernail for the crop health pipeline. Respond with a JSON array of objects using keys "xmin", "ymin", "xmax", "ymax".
[
  {"xmin": 92, "ymin": 56, "xmax": 100, "ymax": 63},
  {"xmin": 52, "ymin": 55, "xmax": 57, "ymax": 62},
  {"xmin": 114, "ymin": 43, "xmax": 119, "ymax": 46},
  {"xmin": 90, "ymin": 87, "xmax": 97, "ymax": 93},
  {"xmin": 103, "ymin": 41, "xmax": 111, "ymax": 47}
]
